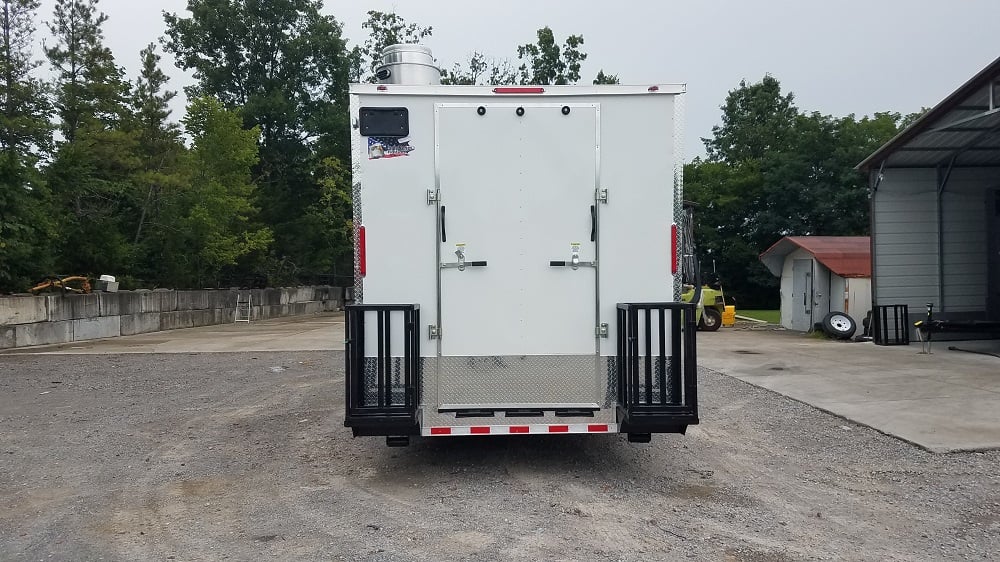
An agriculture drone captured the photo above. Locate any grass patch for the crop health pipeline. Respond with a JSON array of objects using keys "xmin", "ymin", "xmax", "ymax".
[{"xmin": 737, "ymin": 309, "xmax": 780, "ymax": 324}]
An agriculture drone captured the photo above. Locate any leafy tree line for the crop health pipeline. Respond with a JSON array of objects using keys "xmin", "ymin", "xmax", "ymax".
[
  {"xmin": 0, "ymin": 1, "xmax": 613, "ymax": 293},
  {"xmin": 1, "ymin": 1, "xmax": 913, "ymax": 304},
  {"xmin": 687, "ymin": 75, "xmax": 921, "ymax": 308}
]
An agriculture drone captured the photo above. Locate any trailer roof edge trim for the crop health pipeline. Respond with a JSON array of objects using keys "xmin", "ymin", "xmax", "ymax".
[{"xmin": 350, "ymin": 84, "xmax": 687, "ymax": 96}]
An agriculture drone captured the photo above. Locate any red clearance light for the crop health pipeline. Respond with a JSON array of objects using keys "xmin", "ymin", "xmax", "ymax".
[
  {"xmin": 376, "ymin": 85, "xmax": 388, "ymax": 91},
  {"xmin": 493, "ymin": 87, "xmax": 545, "ymax": 94},
  {"xmin": 671, "ymin": 224, "xmax": 678, "ymax": 274},
  {"xmin": 358, "ymin": 225, "xmax": 367, "ymax": 277},
  {"xmin": 648, "ymin": 85, "xmax": 659, "ymax": 92}
]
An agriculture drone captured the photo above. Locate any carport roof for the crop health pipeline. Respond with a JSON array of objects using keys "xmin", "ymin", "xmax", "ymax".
[
  {"xmin": 857, "ymin": 55, "xmax": 1000, "ymax": 171},
  {"xmin": 760, "ymin": 236, "xmax": 871, "ymax": 278}
]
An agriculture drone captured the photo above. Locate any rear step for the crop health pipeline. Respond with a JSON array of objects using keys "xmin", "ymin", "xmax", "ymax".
[
  {"xmin": 616, "ymin": 303, "xmax": 699, "ymax": 435},
  {"xmin": 440, "ymin": 407, "xmax": 599, "ymax": 418}
]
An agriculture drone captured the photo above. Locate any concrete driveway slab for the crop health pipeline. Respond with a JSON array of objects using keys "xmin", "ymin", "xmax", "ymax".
[{"xmin": 700, "ymin": 329, "xmax": 1000, "ymax": 453}]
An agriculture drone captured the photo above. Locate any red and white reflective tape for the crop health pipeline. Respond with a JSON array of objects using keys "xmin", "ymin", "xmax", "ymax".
[{"xmin": 423, "ymin": 423, "xmax": 618, "ymax": 437}]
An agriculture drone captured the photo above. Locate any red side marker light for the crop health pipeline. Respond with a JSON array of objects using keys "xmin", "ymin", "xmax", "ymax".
[
  {"xmin": 493, "ymin": 87, "xmax": 545, "ymax": 94},
  {"xmin": 358, "ymin": 225, "xmax": 367, "ymax": 277},
  {"xmin": 671, "ymin": 224, "xmax": 678, "ymax": 274},
  {"xmin": 376, "ymin": 85, "xmax": 388, "ymax": 91},
  {"xmin": 648, "ymin": 85, "xmax": 659, "ymax": 92}
]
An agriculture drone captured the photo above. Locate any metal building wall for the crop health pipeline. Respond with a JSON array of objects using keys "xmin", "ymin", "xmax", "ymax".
[{"xmin": 872, "ymin": 167, "xmax": 997, "ymax": 318}]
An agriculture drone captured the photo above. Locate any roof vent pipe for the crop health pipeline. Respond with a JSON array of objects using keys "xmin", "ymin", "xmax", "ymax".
[{"xmin": 375, "ymin": 44, "xmax": 441, "ymax": 85}]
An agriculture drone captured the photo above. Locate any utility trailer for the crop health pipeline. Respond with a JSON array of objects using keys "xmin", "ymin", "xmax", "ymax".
[{"xmin": 345, "ymin": 45, "xmax": 698, "ymax": 446}]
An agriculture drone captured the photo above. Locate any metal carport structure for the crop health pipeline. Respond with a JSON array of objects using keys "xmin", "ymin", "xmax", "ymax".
[{"xmin": 857, "ymin": 56, "xmax": 1000, "ymax": 339}]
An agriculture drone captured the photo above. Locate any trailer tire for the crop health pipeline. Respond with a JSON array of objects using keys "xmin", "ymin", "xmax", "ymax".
[
  {"xmin": 699, "ymin": 307, "xmax": 722, "ymax": 332},
  {"xmin": 821, "ymin": 311, "xmax": 856, "ymax": 340}
]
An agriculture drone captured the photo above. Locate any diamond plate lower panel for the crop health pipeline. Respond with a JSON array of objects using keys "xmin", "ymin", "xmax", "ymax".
[
  {"xmin": 435, "ymin": 355, "xmax": 602, "ymax": 407},
  {"xmin": 421, "ymin": 355, "xmax": 616, "ymax": 429}
]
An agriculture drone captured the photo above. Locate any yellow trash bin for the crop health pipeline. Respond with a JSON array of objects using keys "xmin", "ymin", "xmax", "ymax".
[{"xmin": 722, "ymin": 305, "xmax": 737, "ymax": 327}]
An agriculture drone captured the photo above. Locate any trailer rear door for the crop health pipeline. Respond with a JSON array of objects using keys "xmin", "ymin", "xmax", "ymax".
[{"xmin": 435, "ymin": 103, "xmax": 600, "ymax": 407}]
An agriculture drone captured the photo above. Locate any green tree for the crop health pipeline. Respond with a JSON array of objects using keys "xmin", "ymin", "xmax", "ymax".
[
  {"xmin": 349, "ymin": 10, "xmax": 432, "ymax": 83},
  {"xmin": 0, "ymin": 0, "xmax": 54, "ymax": 291},
  {"xmin": 44, "ymin": 0, "xmax": 137, "ymax": 278},
  {"xmin": 692, "ymin": 76, "xmax": 910, "ymax": 307},
  {"xmin": 516, "ymin": 27, "xmax": 586, "ymax": 85},
  {"xmin": 705, "ymin": 75, "xmax": 798, "ymax": 164},
  {"xmin": 164, "ymin": 0, "xmax": 352, "ymax": 282},
  {"xmin": 128, "ymin": 43, "xmax": 187, "ymax": 282},
  {"xmin": 160, "ymin": 97, "xmax": 271, "ymax": 287},
  {"xmin": 45, "ymin": 0, "xmax": 128, "ymax": 141},
  {"xmin": 441, "ymin": 51, "xmax": 516, "ymax": 86},
  {"xmin": 593, "ymin": 69, "xmax": 619, "ymax": 85}
]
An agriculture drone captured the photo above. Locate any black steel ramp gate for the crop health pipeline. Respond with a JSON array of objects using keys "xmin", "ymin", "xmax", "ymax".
[
  {"xmin": 616, "ymin": 302, "xmax": 699, "ymax": 441},
  {"xmin": 345, "ymin": 304, "xmax": 421, "ymax": 444}
]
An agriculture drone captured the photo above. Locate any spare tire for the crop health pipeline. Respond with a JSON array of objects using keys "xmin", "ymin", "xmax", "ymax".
[{"xmin": 821, "ymin": 311, "xmax": 856, "ymax": 340}]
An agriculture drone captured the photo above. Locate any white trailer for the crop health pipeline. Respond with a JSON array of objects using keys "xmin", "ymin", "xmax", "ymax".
[{"xmin": 345, "ymin": 45, "xmax": 698, "ymax": 446}]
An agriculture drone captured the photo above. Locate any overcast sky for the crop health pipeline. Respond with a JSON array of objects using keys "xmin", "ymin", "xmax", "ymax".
[{"xmin": 34, "ymin": 0, "xmax": 1000, "ymax": 159}]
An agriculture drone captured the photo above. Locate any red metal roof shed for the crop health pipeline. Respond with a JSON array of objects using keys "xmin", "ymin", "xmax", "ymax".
[{"xmin": 760, "ymin": 236, "xmax": 871, "ymax": 278}]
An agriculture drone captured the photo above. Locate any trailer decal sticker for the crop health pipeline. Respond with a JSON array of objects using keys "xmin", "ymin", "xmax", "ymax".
[{"xmin": 368, "ymin": 136, "xmax": 414, "ymax": 159}]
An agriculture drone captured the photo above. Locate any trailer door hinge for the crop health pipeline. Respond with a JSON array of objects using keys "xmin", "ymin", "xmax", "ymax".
[
  {"xmin": 596, "ymin": 323, "xmax": 609, "ymax": 338},
  {"xmin": 426, "ymin": 189, "xmax": 439, "ymax": 205},
  {"xmin": 596, "ymin": 188, "xmax": 608, "ymax": 204},
  {"xmin": 428, "ymin": 325, "xmax": 440, "ymax": 339}
]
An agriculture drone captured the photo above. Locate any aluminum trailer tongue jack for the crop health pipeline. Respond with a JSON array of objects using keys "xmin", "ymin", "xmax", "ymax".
[{"xmin": 344, "ymin": 44, "xmax": 698, "ymax": 445}]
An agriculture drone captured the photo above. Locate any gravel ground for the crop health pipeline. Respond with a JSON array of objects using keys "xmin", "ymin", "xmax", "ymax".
[{"xmin": 1, "ymin": 352, "xmax": 998, "ymax": 561}]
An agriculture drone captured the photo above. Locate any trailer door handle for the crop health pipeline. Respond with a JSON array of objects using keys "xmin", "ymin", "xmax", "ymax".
[
  {"xmin": 440, "ymin": 205, "xmax": 447, "ymax": 242},
  {"xmin": 590, "ymin": 205, "xmax": 596, "ymax": 242},
  {"xmin": 550, "ymin": 260, "xmax": 596, "ymax": 269}
]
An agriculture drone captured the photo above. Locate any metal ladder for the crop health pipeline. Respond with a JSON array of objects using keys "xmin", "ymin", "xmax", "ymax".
[{"xmin": 235, "ymin": 294, "xmax": 252, "ymax": 323}]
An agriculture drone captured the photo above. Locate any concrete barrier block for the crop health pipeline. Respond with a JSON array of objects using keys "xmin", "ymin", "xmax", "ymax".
[
  {"xmin": 304, "ymin": 302, "xmax": 322, "ymax": 315},
  {"xmin": 121, "ymin": 313, "xmax": 161, "ymax": 336},
  {"xmin": 0, "ymin": 326, "xmax": 14, "ymax": 349},
  {"xmin": 0, "ymin": 296, "xmax": 49, "ymax": 325},
  {"xmin": 215, "ymin": 308, "xmax": 236, "ymax": 324},
  {"xmin": 261, "ymin": 288, "xmax": 280, "ymax": 306},
  {"xmin": 98, "ymin": 293, "xmax": 121, "ymax": 317},
  {"xmin": 156, "ymin": 289, "xmax": 177, "ymax": 312},
  {"xmin": 191, "ymin": 309, "xmax": 214, "ymax": 327},
  {"xmin": 15, "ymin": 321, "xmax": 73, "ymax": 347},
  {"xmin": 177, "ymin": 290, "xmax": 211, "ymax": 311},
  {"xmin": 159, "ymin": 311, "xmax": 194, "ymax": 331},
  {"xmin": 117, "ymin": 291, "xmax": 142, "ymax": 315},
  {"xmin": 73, "ymin": 316, "xmax": 121, "ymax": 341},
  {"xmin": 42, "ymin": 293, "xmax": 105, "ymax": 321}
]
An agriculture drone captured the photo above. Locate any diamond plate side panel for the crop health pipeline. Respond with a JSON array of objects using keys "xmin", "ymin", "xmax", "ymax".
[
  {"xmin": 673, "ymin": 92, "xmax": 685, "ymax": 300},
  {"xmin": 350, "ymin": 93, "xmax": 364, "ymax": 304}
]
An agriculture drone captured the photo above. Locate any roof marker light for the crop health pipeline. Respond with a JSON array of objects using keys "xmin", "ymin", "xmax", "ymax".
[
  {"xmin": 648, "ymin": 85, "xmax": 660, "ymax": 92},
  {"xmin": 493, "ymin": 87, "xmax": 545, "ymax": 94},
  {"xmin": 376, "ymin": 85, "xmax": 388, "ymax": 91}
]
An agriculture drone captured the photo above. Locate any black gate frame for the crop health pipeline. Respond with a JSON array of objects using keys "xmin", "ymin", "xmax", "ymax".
[
  {"xmin": 616, "ymin": 302, "xmax": 699, "ymax": 435},
  {"xmin": 345, "ymin": 304, "xmax": 421, "ymax": 437}
]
